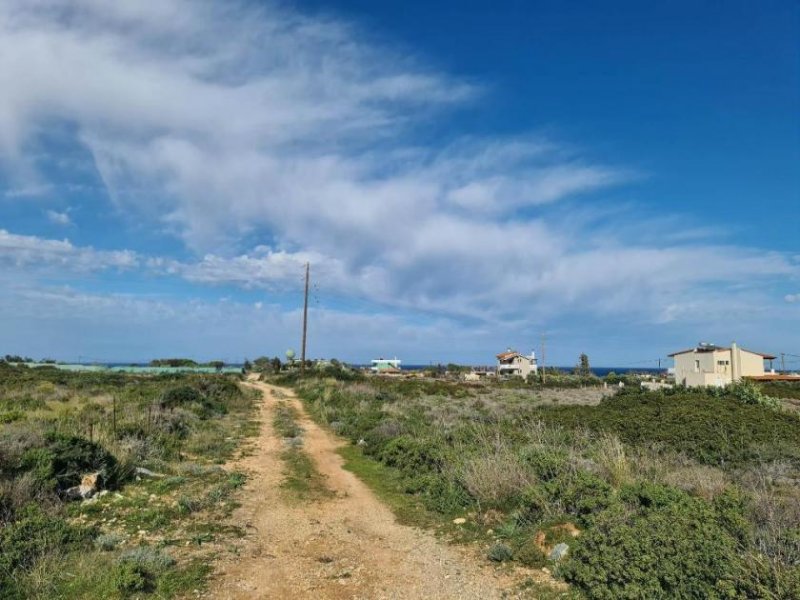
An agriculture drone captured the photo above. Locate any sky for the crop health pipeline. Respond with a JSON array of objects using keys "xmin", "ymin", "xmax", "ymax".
[{"xmin": 0, "ymin": 0, "xmax": 798, "ymax": 367}]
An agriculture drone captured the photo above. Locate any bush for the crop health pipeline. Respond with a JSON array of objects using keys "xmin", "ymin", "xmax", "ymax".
[
  {"xmin": 377, "ymin": 435, "xmax": 444, "ymax": 475},
  {"xmin": 0, "ymin": 504, "xmax": 92, "ymax": 587},
  {"xmin": 725, "ymin": 380, "xmax": 781, "ymax": 410},
  {"xmin": 487, "ymin": 542, "xmax": 514, "ymax": 562},
  {"xmin": 561, "ymin": 490, "xmax": 745, "ymax": 599},
  {"xmin": 537, "ymin": 391, "xmax": 800, "ymax": 468},
  {"xmin": 160, "ymin": 386, "xmax": 203, "ymax": 411},
  {"xmin": 17, "ymin": 433, "xmax": 119, "ymax": 494},
  {"xmin": 547, "ymin": 471, "xmax": 616, "ymax": 525},
  {"xmin": 114, "ymin": 560, "xmax": 151, "ymax": 593},
  {"xmin": 520, "ymin": 445, "xmax": 569, "ymax": 482},
  {"xmin": 95, "ymin": 532, "xmax": 123, "ymax": 551}
]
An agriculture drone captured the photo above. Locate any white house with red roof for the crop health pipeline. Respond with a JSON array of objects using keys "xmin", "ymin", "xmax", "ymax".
[{"xmin": 496, "ymin": 348, "xmax": 538, "ymax": 379}]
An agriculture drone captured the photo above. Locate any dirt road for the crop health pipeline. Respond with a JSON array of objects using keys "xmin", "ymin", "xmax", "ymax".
[{"xmin": 208, "ymin": 380, "xmax": 523, "ymax": 599}]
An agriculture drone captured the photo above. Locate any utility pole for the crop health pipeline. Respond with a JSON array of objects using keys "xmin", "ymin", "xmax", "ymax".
[
  {"xmin": 300, "ymin": 262, "xmax": 310, "ymax": 373},
  {"xmin": 781, "ymin": 353, "xmax": 786, "ymax": 374},
  {"xmin": 541, "ymin": 333, "xmax": 547, "ymax": 384}
]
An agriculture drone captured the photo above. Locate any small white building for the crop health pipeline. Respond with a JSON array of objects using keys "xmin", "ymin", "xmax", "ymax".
[
  {"xmin": 371, "ymin": 357, "xmax": 402, "ymax": 374},
  {"xmin": 669, "ymin": 342, "xmax": 775, "ymax": 388},
  {"xmin": 496, "ymin": 348, "xmax": 538, "ymax": 379}
]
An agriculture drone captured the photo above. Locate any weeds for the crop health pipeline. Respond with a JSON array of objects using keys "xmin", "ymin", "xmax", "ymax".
[
  {"xmin": 289, "ymin": 375, "xmax": 800, "ymax": 598},
  {"xmin": 0, "ymin": 364, "xmax": 258, "ymax": 598},
  {"xmin": 272, "ymin": 401, "xmax": 332, "ymax": 501}
]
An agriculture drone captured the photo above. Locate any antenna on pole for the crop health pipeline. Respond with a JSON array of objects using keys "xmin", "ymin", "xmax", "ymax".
[{"xmin": 300, "ymin": 262, "xmax": 310, "ymax": 373}]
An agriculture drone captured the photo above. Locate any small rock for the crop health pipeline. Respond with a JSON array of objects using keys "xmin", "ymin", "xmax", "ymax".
[
  {"xmin": 549, "ymin": 543, "xmax": 569, "ymax": 561},
  {"xmin": 452, "ymin": 517, "xmax": 466, "ymax": 525},
  {"xmin": 135, "ymin": 467, "xmax": 166, "ymax": 478},
  {"xmin": 65, "ymin": 472, "xmax": 101, "ymax": 500},
  {"xmin": 541, "ymin": 567, "xmax": 550, "ymax": 574}
]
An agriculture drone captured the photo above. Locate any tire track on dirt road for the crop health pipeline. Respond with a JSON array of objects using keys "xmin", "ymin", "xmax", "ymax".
[{"xmin": 208, "ymin": 379, "xmax": 530, "ymax": 599}]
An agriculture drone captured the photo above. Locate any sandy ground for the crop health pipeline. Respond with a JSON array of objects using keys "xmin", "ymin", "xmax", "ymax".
[{"xmin": 206, "ymin": 379, "xmax": 545, "ymax": 599}]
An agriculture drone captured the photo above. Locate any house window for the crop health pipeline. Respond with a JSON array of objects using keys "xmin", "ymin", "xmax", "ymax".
[{"xmin": 694, "ymin": 360, "xmax": 700, "ymax": 372}]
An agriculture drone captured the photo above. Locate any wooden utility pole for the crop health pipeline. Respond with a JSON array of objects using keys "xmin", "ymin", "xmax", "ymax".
[
  {"xmin": 300, "ymin": 262, "xmax": 310, "ymax": 373},
  {"xmin": 541, "ymin": 333, "xmax": 547, "ymax": 384},
  {"xmin": 781, "ymin": 353, "xmax": 786, "ymax": 374}
]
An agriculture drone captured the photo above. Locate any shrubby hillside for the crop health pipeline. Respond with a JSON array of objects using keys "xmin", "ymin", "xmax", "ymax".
[
  {"xmin": 0, "ymin": 364, "xmax": 257, "ymax": 599},
  {"xmin": 290, "ymin": 376, "xmax": 800, "ymax": 599}
]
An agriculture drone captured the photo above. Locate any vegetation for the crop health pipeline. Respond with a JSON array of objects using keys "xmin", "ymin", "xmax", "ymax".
[
  {"xmin": 284, "ymin": 374, "xmax": 800, "ymax": 598},
  {"xmin": 759, "ymin": 381, "xmax": 800, "ymax": 402},
  {"xmin": 0, "ymin": 363, "xmax": 258, "ymax": 599},
  {"xmin": 272, "ymin": 402, "xmax": 332, "ymax": 501},
  {"xmin": 573, "ymin": 353, "xmax": 592, "ymax": 378},
  {"xmin": 148, "ymin": 358, "xmax": 199, "ymax": 367}
]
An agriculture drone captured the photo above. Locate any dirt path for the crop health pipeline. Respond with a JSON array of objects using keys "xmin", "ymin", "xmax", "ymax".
[{"xmin": 207, "ymin": 380, "xmax": 526, "ymax": 599}]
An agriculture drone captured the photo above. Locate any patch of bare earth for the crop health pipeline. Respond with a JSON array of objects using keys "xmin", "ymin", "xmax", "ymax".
[{"xmin": 207, "ymin": 380, "xmax": 557, "ymax": 599}]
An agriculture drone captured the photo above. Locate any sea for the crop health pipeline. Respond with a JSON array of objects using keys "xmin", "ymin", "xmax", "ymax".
[{"xmin": 374, "ymin": 365, "xmax": 665, "ymax": 376}]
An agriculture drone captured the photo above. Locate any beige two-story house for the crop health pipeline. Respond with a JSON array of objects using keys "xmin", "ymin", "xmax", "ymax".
[
  {"xmin": 669, "ymin": 342, "xmax": 775, "ymax": 388},
  {"xmin": 496, "ymin": 349, "xmax": 538, "ymax": 378}
]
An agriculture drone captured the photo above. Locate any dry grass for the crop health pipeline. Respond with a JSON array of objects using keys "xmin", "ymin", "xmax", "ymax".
[
  {"xmin": 592, "ymin": 434, "xmax": 633, "ymax": 487},
  {"xmin": 663, "ymin": 464, "xmax": 729, "ymax": 500},
  {"xmin": 460, "ymin": 438, "xmax": 536, "ymax": 507}
]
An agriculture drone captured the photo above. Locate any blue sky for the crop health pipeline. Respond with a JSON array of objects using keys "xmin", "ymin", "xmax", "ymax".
[{"xmin": 0, "ymin": 0, "xmax": 798, "ymax": 367}]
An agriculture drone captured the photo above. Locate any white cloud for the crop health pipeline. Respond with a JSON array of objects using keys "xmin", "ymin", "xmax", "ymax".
[
  {"xmin": 0, "ymin": 0, "xmax": 795, "ymax": 344},
  {"xmin": 4, "ymin": 183, "xmax": 53, "ymax": 198},
  {"xmin": 0, "ymin": 229, "xmax": 137, "ymax": 270},
  {"xmin": 45, "ymin": 209, "xmax": 72, "ymax": 226},
  {"xmin": 786, "ymin": 294, "xmax": 799, "ymax": 303}
]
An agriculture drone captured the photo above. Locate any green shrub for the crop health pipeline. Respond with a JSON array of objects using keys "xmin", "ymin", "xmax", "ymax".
[
  {"xmin": 537, "ymin": 391, "xmax": 800, "ymax": 468},
  {"xmin": 547, "ymin": 471, "xmax": 615, "ymax": 525},
  {"xmin": 0, "ymin": 504, "xmax": 92, "ymax": 587},
  {"xmin": 561, "ymin": 492, "xmax": 745, "ymax": 599},
  {"xmin": 712, "ymin": 487, "xmax": 753, "ymax": 546},
  {"xmin": 725, "ymin": 380, "xmax": 781, "ymax": 410},
  {"xmin": 521, "ymin": 446, "xmax": 569, "ymax": 482},
  {"xmin": 20, "ymin": 433, "xmax": 120, "ymax": 492},
  {"xmin": 377, "ymin": 435, "xmax": 444, "ymax": 475},
  {"xmin": 114, "ymin": 561, "xmax": 151, "ymax": 593},
  {"xmin": 0, "ymin": 410, "xmax": 24, "ymax": 424},
  {"xmin": 161, "ymin": 385, "xmax": 203, "ymax": 410},
  {"xmin": 487, "ymin": 542, "xmax": 514, "ymax": 562},
  {"xmin": 95, "ymin": 533, "xmax": 123, "ymax": 551}
]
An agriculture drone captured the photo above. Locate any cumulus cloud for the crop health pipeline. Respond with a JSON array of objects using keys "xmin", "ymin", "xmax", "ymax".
[{"xmin": 0, "ymin": 0, "xmax": 795, "ymax": 338}]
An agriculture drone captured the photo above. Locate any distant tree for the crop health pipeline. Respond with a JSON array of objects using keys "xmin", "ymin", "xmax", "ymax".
[
  {"xmin": 575, "ymin": 353, "xmax": 592, "ymax": 377},
  {"xmin": 208, "ymin": 360, "xmax": 225, "ymax": 371},
  {"xmin": 270, "ymin": 357, "xmax": 282, "ymax": 373},
  {"xmin": 252, "ymin": 356, "xmax": 270, "ymax": 369},
  {"xmin": 150, "ymin": 358, "xmax": 198, "ymax": 367},
  {"xmin": 243, "ymin": 359, "xmax": 252, "ymax": 371},
  {"xmin": 3, "ymin": 355, "xmax": 32, "ymax": 363}
]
